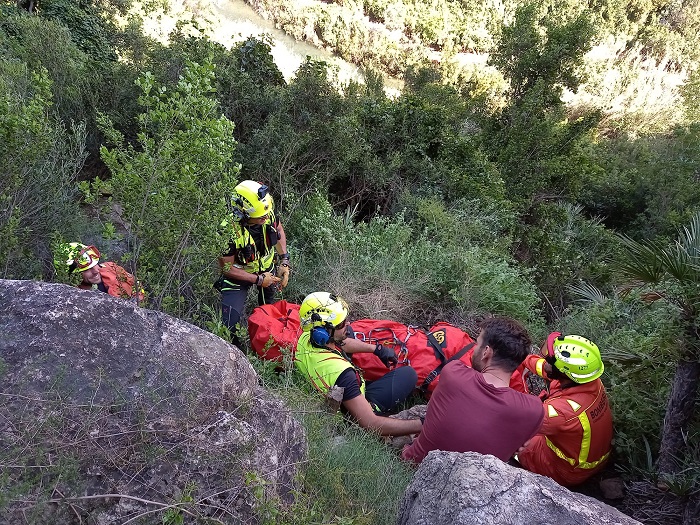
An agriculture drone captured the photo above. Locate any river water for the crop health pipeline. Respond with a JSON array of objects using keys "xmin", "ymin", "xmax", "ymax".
[{"xmin": 206, "ymin": 0, "xmax": 403, "ymax": 95}]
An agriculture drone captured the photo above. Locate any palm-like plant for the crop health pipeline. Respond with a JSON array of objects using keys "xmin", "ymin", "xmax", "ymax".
[{"xmin": 615, "ymin": 211, "xmax": 700, "ymax": 479}]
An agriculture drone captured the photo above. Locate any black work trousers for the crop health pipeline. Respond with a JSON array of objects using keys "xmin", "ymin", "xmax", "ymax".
[
  {"xmin": 365, "ymin": 366, "xmax": 418, "ymax": 414},
  {"xmin": 221, "ymin": 278, "xmax": 276, "ymax": 347}
]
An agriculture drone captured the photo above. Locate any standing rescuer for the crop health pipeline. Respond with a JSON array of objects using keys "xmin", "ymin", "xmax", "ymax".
[
  {"xmin": 59, "ymin": 242, "xmax": 145, "ymax": 302},
  {"xmin": 516, "ymin": 333, "xmax": 613, "ymax": 487},
  {"xmin": 217, "ymin": 180, "xmax": 290, "ymax": 345}
]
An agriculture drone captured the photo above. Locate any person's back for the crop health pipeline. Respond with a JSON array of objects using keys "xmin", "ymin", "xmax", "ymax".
[
  {"xmin": 402, "ymin": 360, "xmax": 543, "ymax": 463},
  {"xmin": 517, "ymin": 334, "xmax": 613, "ymax": 486},
  {"xmin": 402, "ymin": 316, "xmax": 543, "ymax": 464}
]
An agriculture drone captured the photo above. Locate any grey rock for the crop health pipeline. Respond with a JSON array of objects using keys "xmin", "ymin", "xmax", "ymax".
[
  {"xmin": 0, "ymin": 279, "xmax": 306, "ymax": 525},
  {"xmin": 600, "ymin": 477, "xmax": 626, "ymax": 500},
  {"xmin": 386, "ymin": 404, "xmax": 427, "ymax": 449},
  {"xmin": 397, "ymin": 451, "xmax": 641, "ymax": 525}
]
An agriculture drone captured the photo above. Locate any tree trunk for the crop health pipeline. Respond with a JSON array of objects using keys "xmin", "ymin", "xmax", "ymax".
[
  {"xmin": 683, "ymin": 490, "xmax": 699, "ymax": 525},
  {"xmin": 657, "ymin": 359, "xmax": 700, "ymax": 477}
]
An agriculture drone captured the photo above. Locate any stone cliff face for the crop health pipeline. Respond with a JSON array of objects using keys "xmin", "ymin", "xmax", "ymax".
[{"xmin": 0, "ymin": 279, "xmax": 306, "ymax": 524}]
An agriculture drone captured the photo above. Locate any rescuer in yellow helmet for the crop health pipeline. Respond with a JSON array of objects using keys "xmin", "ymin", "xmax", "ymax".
[
  {"xmin": 516, "ymin": 333, "xmax": 613, "ymax": 486},
  {"xmin": 295, "ymin": 292, "xmax": 422, "ymax": 437},
  {"xmin": 216, "ymin": 180, "xmax": 290, "ymax": 345},
  {"xmin": 57, "ymin": 242, "xmax": 145, "ymax": 302}
]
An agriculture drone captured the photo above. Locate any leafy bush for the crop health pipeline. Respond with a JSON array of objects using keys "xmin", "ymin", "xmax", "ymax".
[
  {"xmin": 515, "ymin": 201, "xmax": 621, "ymax": 317},
  {"xmin": 285, "ymin": 190, "xmax": 542, "ymax": 327},
  {"xmin": 581, "ymin": 125, "xmax": 700, "ymax": 238},
  {"xmin": 0, "ymin": 60, "xmax": 87, "ymax": 279},
  {"xmin": 99, "ymin": 60, "xmax": 239, "ymax": 316},
  {"xmin": 0, "ymin": 10, "xmax": 93, "ymax": 128}
]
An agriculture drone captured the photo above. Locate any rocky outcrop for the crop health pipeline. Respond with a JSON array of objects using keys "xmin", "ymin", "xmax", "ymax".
[
  {"xmin": 397, "ymin": 451, "xmax": 642, "ymax": 525},
  {"xmin": 0, "ymin": 279, "xmax": 306, "ymax": 525}
]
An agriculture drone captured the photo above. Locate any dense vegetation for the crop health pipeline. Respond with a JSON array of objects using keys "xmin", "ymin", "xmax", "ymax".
[{"xmin": 1, "ymin": 0, "xmax": 699, "ymax": 523}]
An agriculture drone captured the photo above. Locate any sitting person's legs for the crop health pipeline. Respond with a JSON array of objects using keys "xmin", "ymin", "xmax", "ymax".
[{"xmin": 365, "ymin": 367, "xmax": 417, "ymax": 414}]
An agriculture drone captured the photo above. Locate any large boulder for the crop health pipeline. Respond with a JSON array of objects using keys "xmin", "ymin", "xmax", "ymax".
[
  {"xmin": 0, "ymin": 279, "xmax": 306, "ymax": 524},
  {"xmin": 397, "ymin": 451, "xmax": 641, "ymax": 525}
]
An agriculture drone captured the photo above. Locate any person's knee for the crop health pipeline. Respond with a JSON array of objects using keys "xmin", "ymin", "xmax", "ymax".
[
  {"xmin": 394, "ymin": 366, "xmax": 418, "ymax": 390},
  {"xmin": 221, "ymin": 304, "xmax": 241, "ymax": 330},
  {"xmin": 400, "ymin": 366, "xmax": 418, "ymax": 383}
]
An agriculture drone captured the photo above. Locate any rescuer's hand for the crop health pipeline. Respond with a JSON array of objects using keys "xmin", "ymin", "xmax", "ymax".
[
  {"xmin": 259, "ymin": 272, "xmax": 280, "ymax": 288},
  {"xmin": 276, "ymin": 263, "xmax": 290, "ymax": 289},
  {"xmin": 374, "ymin": 344, "xmax": 398, "ymax": 368}
]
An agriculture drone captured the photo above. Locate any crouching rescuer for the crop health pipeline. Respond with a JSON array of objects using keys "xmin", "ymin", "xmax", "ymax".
[
  {"xmin": 58, "ymin": 242, "xmax": 145, "ymax": 303},
  {"xmin": 216, "ymin": 180, "xmax": 290, "ymax": 346},
  {"xmin": 516, "ymin": 333, "xmax": 613, "ymax": 487},
  {"xmin": 295, "ymin": 292, "xmax": 423, "ymax": 437}
]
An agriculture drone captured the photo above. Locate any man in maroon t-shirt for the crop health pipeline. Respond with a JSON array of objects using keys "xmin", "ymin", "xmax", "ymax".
[{"xmin": 402, "ymin": 317, "xmax": 544, "ymax": 464}]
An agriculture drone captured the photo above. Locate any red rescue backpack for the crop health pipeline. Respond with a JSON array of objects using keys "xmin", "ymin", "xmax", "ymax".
[
  {"xmin": 247, "ymin": 304, "xmax": 526, "ymax": 396},
  {"xmin": 349, "ymin": 320, "xmax": 476, "ymax": 397},
  {"xmin": 247, "ymin": 300, "xmax": 301, "ymax": 361}
]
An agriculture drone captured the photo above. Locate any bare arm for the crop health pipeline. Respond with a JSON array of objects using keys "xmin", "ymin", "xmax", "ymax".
[
  {"xmin": 343, "ymin": 395, "xmax": 423, "ymax": 437},
  {"xmin": 275, "ymin": 221, "xmax": 288, "ymax": 256},
  {"xmin": 339, "ymin": 337, "xmax": 377, "ymax": 354},
  {"xmin": 218, "ymin": 256, "xmax": 258, "ymax": 284}
]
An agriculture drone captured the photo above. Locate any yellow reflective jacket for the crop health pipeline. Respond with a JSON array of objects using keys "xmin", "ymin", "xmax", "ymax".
[
  {"xmin": 294, "ymin": 331, "xmax": 365, "ymax": 396},
  {"xmin": 221, "ymin": 212, "xmax": 279, "ymax": 277}
]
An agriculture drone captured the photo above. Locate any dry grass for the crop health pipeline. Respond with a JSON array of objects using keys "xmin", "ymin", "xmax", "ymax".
[
  {"xmin": 620, "ymin": 481, "xmax": 685, "ymax": 525},
  {"xmin": 564, "ymin": 36, "xmax": 688, "ymax": 136}
]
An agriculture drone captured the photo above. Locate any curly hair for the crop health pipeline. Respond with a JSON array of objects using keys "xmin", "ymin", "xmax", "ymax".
[{"xmin": 479, "ymin": 317, "xmax": 532, "ymax": 372}]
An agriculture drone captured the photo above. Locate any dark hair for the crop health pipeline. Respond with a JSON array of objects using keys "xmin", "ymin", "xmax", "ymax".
[{"xmin": 479, "ymin": 317, "xmax": 531, "ymax": 372}]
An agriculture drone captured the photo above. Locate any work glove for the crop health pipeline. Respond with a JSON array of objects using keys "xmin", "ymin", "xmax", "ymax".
[
  {"xmin": 276, "ymin": 262, "xmax": 290, "ymax": 289},
  {"xmin": 258, "ymin": 272, "xmax": 281, "ymax": 288},
  {"xmin": 374, "ymin": 343, "xmax": 398, "ymax": 369}
]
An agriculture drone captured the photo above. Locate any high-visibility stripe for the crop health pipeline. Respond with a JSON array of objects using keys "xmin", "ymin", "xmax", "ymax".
[
  {"xmin": 536, "ymin": 358, "xmax": 546, "ymax": 377},
  {"xmin": 567, "ymin": 399, "xmax": 581, "ymax": 411},
  {"xmin": 544, "ymin": 410, "xmax": 610, "ymax": 470},
  {"xmin": 577, "ymin": 412, "xmax": 592, "ymax": 464},
  {"xmin": 548, "ymin": 405, "xmax": 559, "ymax": 417}
]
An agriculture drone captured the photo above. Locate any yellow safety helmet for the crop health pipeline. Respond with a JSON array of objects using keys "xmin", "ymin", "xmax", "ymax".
[
  {"xmin": 299, "ymin": 292, "xmax": 349, "ymax": 332},
  {"xmin": 232, "ymin": 180, "xmax": 273, "ymax": 219},
  {"xmin": 63, "ymin": 242, "xmax": 101, "ymax": 273},
  {"xmin": 552, "ymin": 334, "xmax": 604, "ymax": 384}
]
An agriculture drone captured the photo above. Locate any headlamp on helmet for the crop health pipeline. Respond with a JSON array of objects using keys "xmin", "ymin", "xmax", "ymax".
[
  {"xmin": 232, "ymin": 180, "xmax": 273, "ymax": 219},
  {"xmin": 300, "ymin": 292, "xmax": 349, "ymax": 332}
]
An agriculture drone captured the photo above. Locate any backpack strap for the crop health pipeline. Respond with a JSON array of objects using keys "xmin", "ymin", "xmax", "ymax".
[
  {"xmin": 425, "ymin": 330, "xmax": 447, "ymax": 363},
  {"xmin": 420, "ymin": 342, "xmax": 476, "ymax": 393}
]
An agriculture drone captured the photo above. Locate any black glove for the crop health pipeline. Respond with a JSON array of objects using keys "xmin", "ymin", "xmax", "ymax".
[
  {"xmin": 345, "ymin": 325, "xmax": 356, "ymax": 339},
  {"xmin": 374, "ymin": 343, "xmax": 398, "ymax": 368}
]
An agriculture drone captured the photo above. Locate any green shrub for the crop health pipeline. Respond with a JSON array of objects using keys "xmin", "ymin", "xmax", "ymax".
[
  {"xmin": 99, "ymin": 60, "xmax": 239, "ymax": 316},
  {"xmin": 516, "ymin": 201, "xmax": 621, "ymax": 316},
  {"xmin": 0, "ymin": 60, "xmax": 87, "ymax": 279},
  {"xmin": 285, "ymin": 190, "xmax": 542, "ymax": 327}
]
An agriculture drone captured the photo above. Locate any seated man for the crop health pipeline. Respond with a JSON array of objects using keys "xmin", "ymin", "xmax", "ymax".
[
  {"xmin": 401, "ymin": 317, "xmax": 543, "ymax": 464},
  {"xmin": 295, "ymin": 292, "xmax": 422, "ymax": 437},
  {"xmin": 516, "ymin": 333, "xmax": 613, "ymax": 486},
  {"xmin": 60, "ymin": 242, "xmax": 145, "ymax": 302}
]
